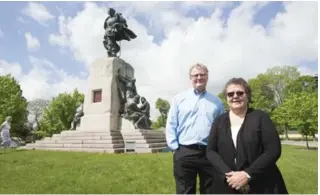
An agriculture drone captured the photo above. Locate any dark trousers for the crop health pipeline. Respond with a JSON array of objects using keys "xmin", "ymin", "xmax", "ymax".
[{"xmin": 173, "ymin": 144, "xmax": 214, "ymax": 194}]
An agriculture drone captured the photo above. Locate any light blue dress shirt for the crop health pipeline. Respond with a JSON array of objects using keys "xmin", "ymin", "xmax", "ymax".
[{"xmin": 165, "ymin": 88, "xmax": 224, "ymax": 150}]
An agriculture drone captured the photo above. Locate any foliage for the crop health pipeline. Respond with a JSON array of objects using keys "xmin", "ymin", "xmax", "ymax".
[
  {"xmin": 27, "ymin": 99, "xmax": 49, "ymax": 129},
  {"xmin": 152, "ymin": 98, "xmax": 170, "ymax": 129},
  {"xmin": 248, "ymin": 74, "xmax": 275, "ymax": 113},
  {"xmin": 264, "ymin": 65, "xmax": 300, "ymax": 106},
  {"xmin": 37, "ymin": 89, "xmax": 84, "ymax": 137},
  {"xmin": 0, "ymin": 74, "xmax": 28, "ymax": 139},
  {"xmin": 151, "ymin": 120, "xmax": 162, "ymax": 130},
  {"xmin": 277, "ymin": 92, "xmax": 318, "ymax": 149},
  {"xmin": 155, "ymin": 98, "xmax": 170, "ymax": 117},
  {"xmin": 248, "ymin": 66, "xmax": 301, "ymax": 139},
  {"xmin": 218, "ymin": 92, "xmax": 228, "ymax": 111},
  {"xmin": 274, "ymin": 75, "xmax": 317, "ymax": 138},
  {"xmin": 0, "ymin": 145, "xmax": 317, "ymax": 194},
  {"xmin": 284, "ymin": 75, "xmax": 317, "ymax": 96},
  {"xmin": 271, "ymin": 105, "xmax": 289, "ymax": 135}
]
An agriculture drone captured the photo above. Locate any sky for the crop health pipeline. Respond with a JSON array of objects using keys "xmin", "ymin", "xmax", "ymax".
[{"xmin": 0, "ymin": 1, "xmax": 318, "ymax": 120}]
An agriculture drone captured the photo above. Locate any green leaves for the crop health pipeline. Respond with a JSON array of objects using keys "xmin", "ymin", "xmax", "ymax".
[
  {"xmin": 247, "ymin": 66, "xmax": 317, "ymax": 145},
  {"xmin": 152, "ymin": 98, "xmax": 170, "ymax": 129},
  {"xmin": 37, "ymin": 89, "xmax": 84, "ymax": 137},
  {"xmin": 0, "ymin": 74, "xmax": 28, "ymax": 138}
]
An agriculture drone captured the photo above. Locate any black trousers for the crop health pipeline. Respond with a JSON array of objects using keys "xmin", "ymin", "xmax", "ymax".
[{"xmin": 173, "ymin": 144, "xmax": 214, "ymax": 194}]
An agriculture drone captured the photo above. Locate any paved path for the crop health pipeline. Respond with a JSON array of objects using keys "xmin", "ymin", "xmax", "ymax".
[{"xmin": 281, "ymin": 140, "xmax": 318, "ymax": 148}]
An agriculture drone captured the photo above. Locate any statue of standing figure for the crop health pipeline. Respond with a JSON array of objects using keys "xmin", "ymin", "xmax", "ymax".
[
  {"xmin": 0, "ymin": 116, "xmax": 12, "ymax": 148},
  {"xmin": 103, "ymin": 8, "xmax": 137, "ymax": 57},
  {"xmin": 70, "ymin": 103, "xmax": 84, "ymax": 130}
]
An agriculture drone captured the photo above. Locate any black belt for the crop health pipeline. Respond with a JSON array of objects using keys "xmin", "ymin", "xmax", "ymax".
[{"xmin": 180, "ymin": 144, "xmax": 207, "ymax": 150}]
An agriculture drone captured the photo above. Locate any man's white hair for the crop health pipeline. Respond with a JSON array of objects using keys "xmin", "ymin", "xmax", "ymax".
[{"xmin": 189, "ymin": 63, "xmax": 209, "ymax": 76}]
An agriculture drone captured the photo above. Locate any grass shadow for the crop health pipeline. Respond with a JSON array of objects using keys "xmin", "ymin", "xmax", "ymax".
[
  {"xmin": 0, "ymin": 148, "xmax": 27, "ymax": 155},
  {"xmin": 295, "ymin": 146, "xmax": 318, "ymax": 151}
]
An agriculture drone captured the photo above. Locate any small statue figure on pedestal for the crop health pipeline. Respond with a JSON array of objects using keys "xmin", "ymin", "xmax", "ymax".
[
  {"xmin": 70, "ymin": 103, "xmax": 84, "ymax": 130},
  {"xmin": 103, "ymin": 8, "xmax": 137, "ymax": 57}
]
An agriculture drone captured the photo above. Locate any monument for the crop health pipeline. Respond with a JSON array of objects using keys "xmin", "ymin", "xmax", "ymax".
[
  {"xmin": 24, "ymin": 8, "xmax": 166, "ymax": 153},
  {"xmin": 80, "ymin": 7, "xmax": 151, "ymax": 131}
]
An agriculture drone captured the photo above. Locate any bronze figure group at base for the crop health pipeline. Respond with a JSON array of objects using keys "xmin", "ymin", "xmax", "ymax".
[{"xmin": 117, "ymin": 73, "xmax": 151, "ymax": 130}]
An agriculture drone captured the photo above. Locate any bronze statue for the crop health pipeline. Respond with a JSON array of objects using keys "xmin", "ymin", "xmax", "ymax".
[
  {"xmin": 70, "ymin": 103, "xmax": 84, "ymax": 130},
  {"xmin": 117, "ymin": 73, "xmax": 137, "ymax": 115},
  {"xmin": 103, "ymin": 8, "xmax": 137, "ymax": 57},
  {"xmin": 123, "ymin": 95, "xmax": 151, "ymax": 129},
  {"xmin": 139, "ymin": 96, "xmax": 150, "ymax": 118}
]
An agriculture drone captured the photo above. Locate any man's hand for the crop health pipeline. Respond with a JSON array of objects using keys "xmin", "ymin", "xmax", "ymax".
[{"xmin": 225, "ymin": 171, "xmax": 249, "ymax": 190}]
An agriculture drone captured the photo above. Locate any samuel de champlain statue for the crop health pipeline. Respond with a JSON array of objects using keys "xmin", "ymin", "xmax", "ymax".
[{"xmin": 103, "ymin": 8, "xmax": 137, "ymax": 57}]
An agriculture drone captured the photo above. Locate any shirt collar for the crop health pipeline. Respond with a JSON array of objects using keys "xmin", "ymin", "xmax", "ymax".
[{"xmin": 192, "ymin": 88, "xmax": 206, "ymax": 96}]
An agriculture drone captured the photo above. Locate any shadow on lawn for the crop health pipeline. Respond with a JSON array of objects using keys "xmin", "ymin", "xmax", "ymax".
[
  {"xmin": 295, "ymin": 146, "xmax": 318, "ymax": 151},
  {"xmin": 0, "ymin": 148, "xmax": 26, "ymax": 155}
]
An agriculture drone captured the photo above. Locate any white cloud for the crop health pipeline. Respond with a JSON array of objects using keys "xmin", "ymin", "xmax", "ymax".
[
  {"xmin": 25, "ymin": 32, "xmax": 40, "ymax": 51},
  {"xmin": 0, "ymin": 60, "xmax": 23, "ymax": 79},
  {"xmin": 22, "ymin": 2, "xmax": 54, "ymax": 25},
  {"xmin": 17, "ymin": 17, "xmax": 28, "ymax": 24},
  {"xmin": 0, "ymin": 29, "xmax": 3, "ymax": 37},
  {"xmin": 48, "ymin": 15, "xmax": 70, "ymax": 47},
  {"xmin": 14, "ymin": 1, "xmax": 318, "ymax": 120},
  {"xmin": 0, "ymin": 57, "xmax": 87, "ymax": 102}
]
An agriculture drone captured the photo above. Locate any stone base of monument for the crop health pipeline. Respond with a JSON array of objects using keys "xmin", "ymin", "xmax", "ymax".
[
  {"xmin": 23, "ymin": 128, "xmax": 167, "ymax": 153},
  {"xmin": 23, "ymin": 56, "xmax": 168, "ymax": 153}
]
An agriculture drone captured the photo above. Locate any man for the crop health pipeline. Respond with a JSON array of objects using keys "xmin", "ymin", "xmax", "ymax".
[{"xmin": 166, "ymin": 63, "xmax": 224, "ymax": 194}]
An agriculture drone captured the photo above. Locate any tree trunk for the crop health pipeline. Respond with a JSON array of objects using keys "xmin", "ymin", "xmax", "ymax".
[
  {"xmin": 284, "ymin": 124, "xmax": 289, "ymax": 140},
  {"xmin": 305, "ymin": 135, "xmax": 309, "ymax": 149},
  {"xmin": 312, "ymin": 132, "xmax": 316, "ymax": 141}
]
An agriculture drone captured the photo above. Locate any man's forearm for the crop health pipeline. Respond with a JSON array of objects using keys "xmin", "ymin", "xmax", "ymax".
[{"xmin": 165, "ymin": 126, "xmax": 179, "ymax": 150}]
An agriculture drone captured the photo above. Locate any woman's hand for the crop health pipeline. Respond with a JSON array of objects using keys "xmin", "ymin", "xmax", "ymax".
[{"xmin": 226, "ymin": 171, "xmax": 249, "ymax": 190}]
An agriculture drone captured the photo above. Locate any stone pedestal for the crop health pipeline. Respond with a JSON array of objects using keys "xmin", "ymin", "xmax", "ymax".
[
  {"xmin": 79, "ymin": 57, "xmax": 134, "ymax": 131},
  {"xmin": 23, "ymin": 56, "xmax": 168, "ymax": 153}
]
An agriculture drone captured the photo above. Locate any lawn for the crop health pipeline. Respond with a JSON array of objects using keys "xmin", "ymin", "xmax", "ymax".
[{"xmin": 0, "ymin": 145, "xmax": 317, "ymax": 194}]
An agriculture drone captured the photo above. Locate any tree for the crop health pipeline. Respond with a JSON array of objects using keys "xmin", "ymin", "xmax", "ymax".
[
  {"xmin": 248, "ymin": 66, "xmax": 300, "ymax": 139},
  {"xmin": 248, "ymin": 74, "xmax": 275, "ymax": 114},
  {"xmin": 271, "ymin": 102, "xmax": 290, "ymax": 137},
  {"xmin": 152, "ymin": 98, "xmax": 170, "ymax": 129},
  {"xmin": 27, "ymin": 99, "xmax": 49, "ymax": 130},
  {"xmin": 284, "ymin": 75, "xmax": 317, "ymax": 96},
  {"xmin": 277, "ymin": 92, "xmax": 317, "ymax": 149},
  {"xmin": 218, "ymin": 93, "xmax": 228, "ymax": 111},
  {"xmin": 0, "ymin": 74, "xmax": 28, "ymax": 139},
  {"xmin": 37, "ymin": 89, "xmax": 84, "ymax": 138},
  {"xmin": 265, "ymin": 66, "xmax": 300, "ymax": 106}
]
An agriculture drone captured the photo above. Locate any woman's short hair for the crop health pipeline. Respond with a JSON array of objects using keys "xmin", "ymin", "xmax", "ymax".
[{"xmin": 222, "ymin": 77, "xmax": 252, "ymax": 103}]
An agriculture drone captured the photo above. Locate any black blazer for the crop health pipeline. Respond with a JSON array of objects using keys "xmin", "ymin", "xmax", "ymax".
[{"xmin": 206, "ymin": 108, "xmax": 288, "ymax": 194}]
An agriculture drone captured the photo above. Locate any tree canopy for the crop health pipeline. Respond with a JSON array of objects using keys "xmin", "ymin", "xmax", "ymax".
[
  {"xmin": 0, "ymin": 74, "xmax": 28, "ymax": 138},
  {"xmin": 36, "ymin": 89, "xmax": 84, "ymax": 138},
  {"xmin": 151, "ymin": 98, "xmax": 170, "ymax": 129}
]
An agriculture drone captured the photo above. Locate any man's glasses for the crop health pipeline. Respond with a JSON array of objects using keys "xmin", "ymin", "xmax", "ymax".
[
  {"xmin": 227, "ymin": 91, "xmax": 245, "ymax": 97},
  {"xmin": 190, "ymin": 73, "xmax": 207, "ymax": 78}
]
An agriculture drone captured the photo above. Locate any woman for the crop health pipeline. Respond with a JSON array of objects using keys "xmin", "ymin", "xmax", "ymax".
[
  {"xmin": 206, "ymin": 78, "xmax": 288, "ymax": 194},
  {"xmin": 1, "ymin": 116, "xmax": 12, "ymax": 148}
]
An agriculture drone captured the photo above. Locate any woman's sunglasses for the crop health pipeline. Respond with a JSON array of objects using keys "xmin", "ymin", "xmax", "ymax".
[{"xmin": 227, "ymin": 91, "xmax": 245, "ymax": 97}]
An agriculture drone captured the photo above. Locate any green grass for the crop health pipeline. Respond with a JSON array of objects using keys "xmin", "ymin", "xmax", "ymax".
[{"xmin": 0, "ymin": 145, "xmax": 317, "ymax": 194}]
